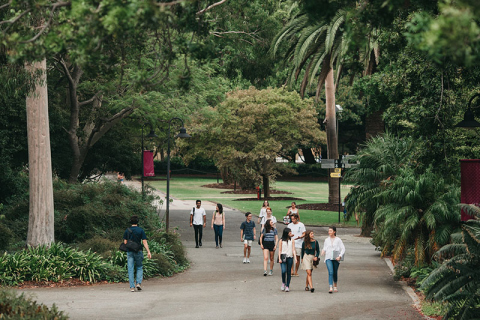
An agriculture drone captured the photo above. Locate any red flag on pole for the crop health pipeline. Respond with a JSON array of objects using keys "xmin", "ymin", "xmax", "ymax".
[
  {"xmin": 143, "ymin": 150, "xmax": 155, "ymax": 177},
  {"xmin": 460, "ymin": 159, "xmax": 480, "ymax": 221}
]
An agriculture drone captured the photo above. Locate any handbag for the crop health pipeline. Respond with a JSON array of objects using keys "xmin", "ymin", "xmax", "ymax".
[
  {"xmin": 333, "ymin": 250, "xmax": 344, "ymax": 261},
  {"xmin": 119, "ymin": 228, "xmax": 142, "ymax": 252}
]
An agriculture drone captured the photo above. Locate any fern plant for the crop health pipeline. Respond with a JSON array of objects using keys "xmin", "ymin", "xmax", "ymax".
[{"xmin": 421, "ymin": 204, "xmax": 480, "ymax": 319}]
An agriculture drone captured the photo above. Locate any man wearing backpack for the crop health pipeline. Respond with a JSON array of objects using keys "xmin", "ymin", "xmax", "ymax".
[
  {"xmin": 190, "ymin": 199, "xmax": 206, "ymax": 248},
  {"xmin": 123, "ymin": 215, "xmax": 152, "ymax": 292}
]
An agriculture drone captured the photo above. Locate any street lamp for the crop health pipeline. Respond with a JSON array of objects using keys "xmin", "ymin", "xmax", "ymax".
[
  {"xmin": 335, "ymin": 104, "xmax": 343, "ymax": 223},
  {"xmin": 166, "ymin": 118, "xmax": 191, "ymax": 232},
  {"xmin": 455, "ymin": 93, "xmax": 480, "ymax": 128},
  {"xmin": 141, "ymin": 124, "xmax": 158, "ymax": 199}
]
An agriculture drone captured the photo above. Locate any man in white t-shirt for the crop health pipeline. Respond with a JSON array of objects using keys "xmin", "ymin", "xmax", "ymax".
[
  {"xmin": 190, "ymin": 199, "xmax": 206, "ymax": 248},
  {"xmin": 287, "ymin": 214, "xmax": 305, "ymax": 276}
]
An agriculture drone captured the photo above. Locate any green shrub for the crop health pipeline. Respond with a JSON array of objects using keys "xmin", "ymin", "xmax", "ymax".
[
  {"xmin": 77, "ymin": 237, "xmax": 118, "ymax": 256},
  {"xmin": 0, "ymin": 290, "xmax": 67, "ymax": 319},
  {"xmin": 0, "ymin": 222, "xmax": 14, "ymax": 251},
  {"xmin": 149, "ymin": 232, "xmax": 189, "ymax": 267}
]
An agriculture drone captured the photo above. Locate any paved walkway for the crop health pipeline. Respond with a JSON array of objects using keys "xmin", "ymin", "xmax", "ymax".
[{"xmin": 18, "ymin": 178, "xmax": 425, "ymax": 319}]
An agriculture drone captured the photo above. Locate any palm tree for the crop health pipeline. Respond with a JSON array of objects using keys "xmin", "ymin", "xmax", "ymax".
[
  {"xmin": 272, "ymin": 9, "xmax": 347, "ymax": 204},
  {"xmin": 421, "ymin": 204, "xmax": 480, "ymax": 319},
  {"xmin": 344, "ymin": 133, "xmax": 415, "ymax": 236}
]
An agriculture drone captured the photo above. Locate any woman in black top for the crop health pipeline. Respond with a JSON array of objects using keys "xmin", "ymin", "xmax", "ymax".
[{"xmin": 301, "ymin": 230, "xmax": 320, "ymax": 293}]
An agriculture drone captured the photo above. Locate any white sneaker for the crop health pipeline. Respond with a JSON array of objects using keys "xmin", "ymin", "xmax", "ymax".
[
  {"xmin": 281, "ymin": 283, "xmax": 285, "ymax": 291},
  {"xmin": 268, "ymin": 270, "xmax": 273, "ymax": 276},
  {"xmin": 243, "ymin": 258, "xmax": 247, "ymax": 264},
  {"xmin": 285, "ymin": 286, "xmax": 290, "ymax": 292},
  {"xmin": 246, "ymin": 258, "xmax": 250, "ymax": 263}
]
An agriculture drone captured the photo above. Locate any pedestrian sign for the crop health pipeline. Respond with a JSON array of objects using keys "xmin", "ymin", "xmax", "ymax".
[{"xmin": 330, "ymin": 172, "xmax": 341, "ymax": 178}]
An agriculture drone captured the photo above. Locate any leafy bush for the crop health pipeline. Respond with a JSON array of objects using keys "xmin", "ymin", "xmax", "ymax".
[
  {"xmin": 77, "ymin": 237, "xmax": 118, "ymax": 256},
  {"xmin": 0, "ymin": 290, "xmax": 67, "ymax": 319},
  {"xmin": 0, "ymin": 243, "xmax": 107, "ymax": 286},
  {"xmin": 0, "ymin": 221, "xmax": 14, "ymax": 251}
]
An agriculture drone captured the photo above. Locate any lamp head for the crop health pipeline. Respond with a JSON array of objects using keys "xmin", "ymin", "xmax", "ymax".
[
  {"xmin": 455, "ymin": 108, "xmax": 480, "ymax": 128},
  {"xmin": 146, "ymin": 130, "xmax": 158, "ymax": 138},
  {"xmin": 175, "ymin": 127, "xmax": 191, "ymax": 138}
]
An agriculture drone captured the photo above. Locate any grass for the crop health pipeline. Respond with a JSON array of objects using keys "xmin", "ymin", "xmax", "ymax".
[{"xmin": 145, "ymin": 177, "xmax": 357, "ymax": 227}]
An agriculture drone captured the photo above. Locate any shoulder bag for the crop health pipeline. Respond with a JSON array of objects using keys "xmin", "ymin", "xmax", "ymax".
[{"xmin": 119, "ymin": 228, "xmax": 142, "ymax": 252}]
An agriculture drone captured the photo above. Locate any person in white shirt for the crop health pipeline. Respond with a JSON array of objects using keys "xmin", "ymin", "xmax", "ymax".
[
  {"xmin": 190, "ymin": 200, "xmax": 206, "ymax": 248},
  {"xmin": 257, "ymin": 200, "xmax": 269, "ymax": 224},
  {"xmin": 260, "ymin": 207, "xmax": 277, "ymax": 231},
  {"xmin": 321, "ymin": 226, "xmax": 346, "ymax": 293},
  {"xmin": 287, "ymin": 214, "xmax": 305, "ymax": 276}
]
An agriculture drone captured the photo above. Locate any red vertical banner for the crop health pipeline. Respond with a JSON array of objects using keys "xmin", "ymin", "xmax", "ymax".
[
  {"xmin": 460, "ymin": 159, "xmax": 480, "ymax": 221},
  {"xmin": 143, "ymin": 150, "xmax": 155, "ymax": 177}
]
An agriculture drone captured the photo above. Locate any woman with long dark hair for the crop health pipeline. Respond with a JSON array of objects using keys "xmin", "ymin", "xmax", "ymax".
[
  {"xmin": 260, "ymin": 219, "xmax": 278, "ymax": 276},
  {"xmin": 301, "ymin": 230, "xmax": 320, "ymax": 293},
  {"xmin": 321, "ymin": 226, "xmax": 345, "ymax": 293},
  {"xmin": 278, "ymin": 227, "xmax": 296, "ymax": 292},
  {"xmin": 211, "ymin": 203, "xmax": 225, "ymax": 248}
]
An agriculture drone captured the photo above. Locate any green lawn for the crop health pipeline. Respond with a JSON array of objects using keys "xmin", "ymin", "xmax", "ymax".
[{"xmin": 146, "ymin": 176, "xmax": 356, "ymax": 227}]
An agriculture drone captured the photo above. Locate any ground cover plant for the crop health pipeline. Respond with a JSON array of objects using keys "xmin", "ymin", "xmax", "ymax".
[
  {"xmin": 147, "ymin": 177, "xmax": 356, "ymax": 226},
  {"xmin": 0, "ymin": 290, "xmax": 67, "ymax": 319}
]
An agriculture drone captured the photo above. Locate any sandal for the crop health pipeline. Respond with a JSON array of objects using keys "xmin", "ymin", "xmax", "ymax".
[
  {"xmin": 333, "ymin": 287, "xmax": 338, "ymax": 292},
  {"xmin": 310, "ymin": 288, "xmax": 315, "ymax": 293},
  {"xmin": 305, "ymin": 286, "xmax": 310, "ymax": 291},
  {"xmin": 329, "ymin": 287, "xmax": 333, "ymax": 294}
]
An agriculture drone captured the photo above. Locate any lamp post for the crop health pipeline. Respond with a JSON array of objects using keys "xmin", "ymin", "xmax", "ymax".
[
  {"xmin": 166, "ymin": 118, "xmax": 191, "ymax": 232},
  {"xmin": 141, "ymin": 124, "xmax": 158, "ymax": 199},
  {"xmin": 335, "ymin": 104, "xmax": 343, "ymax": 223}
]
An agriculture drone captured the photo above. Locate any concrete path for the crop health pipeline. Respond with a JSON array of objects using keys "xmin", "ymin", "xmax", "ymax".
[{"xmin": 18, "ymin": 178, "xmax": 424, "ymax": 320}]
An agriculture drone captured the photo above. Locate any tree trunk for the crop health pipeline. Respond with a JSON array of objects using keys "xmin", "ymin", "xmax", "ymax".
[
  {"xmin": 25, "ymin": 59, "xmax": 55, "ymax": 247},
  {"xmin": 325, "ymin": 68, "xmax": 339, "ymax": 204},
  {"xmin": 262, "ymin": 175, "xmax": 270, "ymax": 198}
]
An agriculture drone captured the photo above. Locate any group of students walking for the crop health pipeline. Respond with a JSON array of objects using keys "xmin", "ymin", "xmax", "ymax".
[
  {"xmin": 240, "ymin": 200, "xmax": 346, "ymax": 293},
  {"xmin": 123, "ymin": 199, "xmax": 345, "ymax": 294}
]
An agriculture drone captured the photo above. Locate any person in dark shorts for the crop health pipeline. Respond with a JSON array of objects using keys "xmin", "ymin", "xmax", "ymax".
[{"xmin": 260, "ymin": 219, "xmax": 278, "ymax": 276}]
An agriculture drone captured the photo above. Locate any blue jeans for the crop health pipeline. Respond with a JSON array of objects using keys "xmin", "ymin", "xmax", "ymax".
[
  {"xmin": 325, "ymin": 259, "xmax": 340, "ymax": 287},
  {"xmin": 127, "ymin": 250, "xmax": 144, "ymax": 288},
  {"xmin": 280, "ymin": 257, "xmax": 294, "ymax": 287},
  {"xmin": 213, "ymin": 224, "xmax": 223, "ymax": 246}
]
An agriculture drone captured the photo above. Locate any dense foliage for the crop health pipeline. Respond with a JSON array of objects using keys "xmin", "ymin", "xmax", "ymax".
[{"xmin": 0, "ymin": 290, "xmax": 67, "ymax": 319}]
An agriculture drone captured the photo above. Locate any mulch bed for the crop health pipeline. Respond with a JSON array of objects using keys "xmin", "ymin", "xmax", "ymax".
[
  {"xmin": 297, "ymin": 203, "xmax": 344, "ymax": 211},
  {"xmin": 16, "ymin": 279, "xmax": 107, "ymax": 289}
]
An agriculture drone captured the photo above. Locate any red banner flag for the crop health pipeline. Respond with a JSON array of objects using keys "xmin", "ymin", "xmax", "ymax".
[
  {"xmin": 143, "ymin": 150, "xmax": 155, "ymax": 177},
  {"xmin": 460, "ymin": 159, "xmax": 480, "ymax": 221}
]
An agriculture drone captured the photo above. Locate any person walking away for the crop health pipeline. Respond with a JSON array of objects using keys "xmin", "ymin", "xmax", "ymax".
[
  {"xmin": 260, "ymin": 207, "xmax": 277, "ymax": 232},
  {"xmin": 278, "ymin": 227, "xmax": 296, "ymax": 292},
  {"xmin": 260, "ymin": 219, "xmax": 278, "ymax": 276},
  {"xmin": 287, "ymin": 214, "xmax": 305, "ymax": 277},
  {"xmin": 123, "ymin": 215, "xmax": 152, "ymax": 292},
  {"xmin": 301, "ymin": 230, "xmax": 320, "ymax": 293},
  {"xmin": 321, "ymin": 226, "xmax": 346, "ymax": 293},
  {"xmin": 257, "ymin": 200, "xmax": 269, "ymax": 224},
  {"xmin": 240, "ymin": 212, "xmax": 256, "ymax": 263},
  {"xmin": 190, "ymin": 200, "xmax": 206, "ymax": 248},
  {"xmin": 211, "ymin": 203, "xmax": 225, "ymax": 248}
]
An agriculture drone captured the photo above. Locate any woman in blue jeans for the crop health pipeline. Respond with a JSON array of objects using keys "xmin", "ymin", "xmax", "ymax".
[
  {"xmin": 321, "ymin": 226, "xmax": 345, "ymax": 293},
  {"xmin": 123, "ymin": 215, "xmax": 152, "ymax": 292},
  {"xmin": 211, "ymin": 203, "xmax": 225, "ymax": 248},
  {"xmin": 277, "ymin": 228, "xmax": 296, "ymax": 292}
]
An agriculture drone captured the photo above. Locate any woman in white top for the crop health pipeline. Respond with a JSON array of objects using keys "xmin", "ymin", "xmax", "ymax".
[
  {"xmin": 321, "ymin": 226, "xmax": 346, "ymax": 293},
  {"xmin": 277, "ymin": 227, "xmax": 296, "ymax": 292},
  {"xmin": 258, "ymin": 200, "xmax": 269, "ymax": 224},
  {"xmin": 211, "ymin": 203, "xmax": 225, "ymax": 248},
  {"xmin": 286, "ymin": 201, "xmax": 299, "ymax": 224},
  {"xmin": 260, "ymin": 207, "xmax": 277, "ymax": 231}
]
